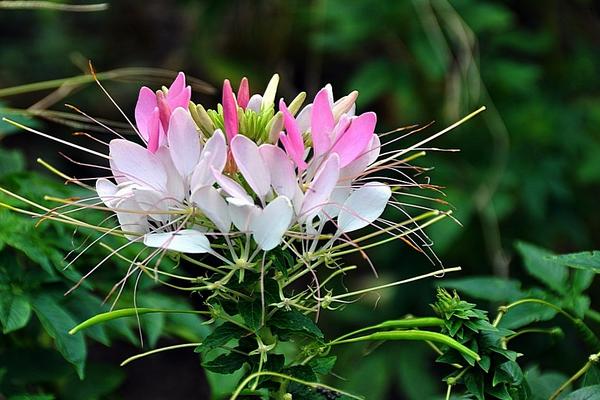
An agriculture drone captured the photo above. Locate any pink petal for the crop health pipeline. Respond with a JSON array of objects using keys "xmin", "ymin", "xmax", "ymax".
[
  {"xmin": 231, "ymin": 135, "xmax": 271, "ymax": 201},
  {"xmin": 279, "ymin": 99, "xmax": 307, "ymax": 170},
  {"xmin": 299, "ymin": 153, "xmax": 340, "ymax": 221},
  {"xmin": 168, "ymin": 72, "xmax": 186, "ymax": 98},
  {"xmin": 237, "ymin": 77, "xmax": 250, "ymax": 109},
  {"xmin": 167, "ymin": 108, "xmax": 201, "ymax": 178},
  {"xmin": 310, "ymin": 87, "xmax": 334, "ymax": 156},
  {"xmin": 222, "ymin": 79, "xmax": 238, "ymax": 143},
  {"xmin": 147, "ymin": 107, "xmax": 162, "ymax": 154},
  {"xmin": 134, "ymin": 86, "xmax": 157, "ymax": 142},
  {"xmin": 331, "ymin": 112, "xmax": 377, "ymax": 167},
  {"xmin": 167, "ymin": 86, "xmax": 192, "ymax": 111}
]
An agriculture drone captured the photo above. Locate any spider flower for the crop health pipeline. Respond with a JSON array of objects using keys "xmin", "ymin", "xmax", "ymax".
[
  {"xmin": 96, "ymin": 76, "xmax": 393, "ymax": 257},
  {"xmin": 134, "ymin": 72, "xmax": 192, "ymax": 153}
]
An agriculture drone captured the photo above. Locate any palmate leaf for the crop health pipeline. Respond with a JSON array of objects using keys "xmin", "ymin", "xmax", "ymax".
[{"xmin": 238, "ymin": 299, "xmax": 262, "ymax": 332}]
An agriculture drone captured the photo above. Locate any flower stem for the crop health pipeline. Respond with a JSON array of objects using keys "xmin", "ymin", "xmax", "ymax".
[{"xmin": 549, "ymin": 351, "xmax": 600, "ymax": 400}]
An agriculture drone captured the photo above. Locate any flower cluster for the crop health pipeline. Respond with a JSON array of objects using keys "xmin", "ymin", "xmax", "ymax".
[{"xmin": 98, "ymin": 73, "xmax": 392, "ymax": 261}]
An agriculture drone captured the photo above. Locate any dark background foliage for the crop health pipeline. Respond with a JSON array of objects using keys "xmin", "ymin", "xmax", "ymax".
[{"xmin": 0, "ymin": 1, "xmax": 599, "ymax": 399}]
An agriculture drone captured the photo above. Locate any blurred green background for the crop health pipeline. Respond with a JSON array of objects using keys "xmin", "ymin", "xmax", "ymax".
[{"xmin": 0, "ymin": 1, "xmax": 599, "ymax": 399}]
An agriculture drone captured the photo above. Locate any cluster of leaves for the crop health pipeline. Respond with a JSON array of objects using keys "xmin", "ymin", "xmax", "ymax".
[
  {"xmin": 192, "ymin": 265, "xmax": 340, "ymax": 399},
  {"xmin": 433, "ymin": 288, "xmax": 527, "ymax": 399},
  {"xmin": 441, "ymin": 242, "xmax": 600, "ymax": 399}
]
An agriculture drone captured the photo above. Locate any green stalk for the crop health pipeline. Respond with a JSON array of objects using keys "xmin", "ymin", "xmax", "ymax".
[
  {"xmin": 329, "ymin": 330, "xmax": 480, "ymax": 361},
  {"xmin": 330, "ymin": 317, "xmax": 444, "ymax": 344},
  {"xmin": 69, "ymin": 308, "xmax": 210, "ymax": 335}
]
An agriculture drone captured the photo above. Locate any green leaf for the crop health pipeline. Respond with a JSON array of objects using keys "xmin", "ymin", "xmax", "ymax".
[
  {"xmin": 9, "ymin": 395, "xmax": 54, "ymax": 400},
  {"xmin": 202, "ymin": 352, "xmax": 247, "ymax": 374},
  {"xmin": 238, "ymin": 300, "xmax": 262, "ymax": 331},
  {"xmin": 498, "ymin": 361, "xmax": 524, "ymax": 385},
  {"xmin": 563, "ymin": 385, "xmax": 600, "ymax": 400},
  {"xmin": 270, "ymin": 310, "xmax": 323, "ymax": 339},
  {"xmin": 524, "ymin": 366, "xmax": 567, "ymax": 400},
  {"xmin": 284, "ymin": 365, "xmax": 317, "ymax": 382},
  {"xmin": 0, "ymin": 292, "xmax": 31, "ymax": 333},
  {"xmin": 498, "ymin": 301, "xmax": 558, "ymax": 330},
  {"xmin": 309, "ymin": 356, "xmax": 337, "ymax": 375},
  {"xmin": 31, "ymin": 294, "xmax": 86, "ymax": 379},
  {"xmin": 442, "ymin": 277, "xmax": 525, "ymax": 302},
  {"xmin": 516, "ymin": 242, "xmax": 568, "ymax": 293},
  {"xmin": 552, "ymin": 251, "xmax": 600, "ymax": 273},
  {"xmin": 195, "ymin": 322, "xmax": 247, "ymax": 354},
  {"xmin": 583, "ymin": 366, "xmax": 600, "ymax": 386},
  {"xmin": 0, "ymin": 147, "xmax": 25, "ymax": 178},
  {"xmin": 464, "ymin": 372, "xmax": 485, "ymax": 400}
]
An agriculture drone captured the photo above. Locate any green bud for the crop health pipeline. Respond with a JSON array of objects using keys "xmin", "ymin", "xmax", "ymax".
[
  {"xmin": 267, "ymin": 111, "xmax": 283, "ymax": 144},
  {"xmin": 287, "ymin": 91, "xmax": 307, "ymax": 116},
  {"xmin": 262, "ymin": 73, "xmax": 280, "ymax": 111}
]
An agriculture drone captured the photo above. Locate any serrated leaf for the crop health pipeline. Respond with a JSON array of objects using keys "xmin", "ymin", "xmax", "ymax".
[
  {"xmin": 31, "ymin": 293, "xmax": 86, "ymax": 378},
  {"xmin": 552, "ymin": 251, "xmax": 600, "ymax": 273},
  {"xmin": 516, "ymin": 242, "xmax": 568, "ymax": 294},
  {"xmin": 238, "ymin": 300, "xmax": 262, "ymax": 331},
  {"xmin": 0, "ymin": 292, "xmax": 31, "ymax": 333},
  {"xmin": 309, "ymin": 356, "xmax": 337, "ymax": 375},
  {"xmin": 443, "ymin": 277, "xmax": 525, "ymax": 302},
  {"xmin": 284, "ymin": 365, "xmax": 317, "ymax": 382},
  {"xmin": 202, "ymin": 351, "xmax": 247, "ymax": 374},
  {"xmin": 270, "ymin": 310, "xmax": 323, "ymax": 339},
  {"xmin": 196, "ymin": 322, "xmax": 247, "ymax": 354}
]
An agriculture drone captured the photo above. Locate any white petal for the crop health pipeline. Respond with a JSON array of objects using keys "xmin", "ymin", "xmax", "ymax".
[
  {"xmin": 115, "ymin": 197, "xmax": 148, "ymax": 239},
  {"xmin": 155, "ymin": 147, "xmax": 186, "ymax": 202},
  {"xmin": 212, "ymin": 168, "xmax": 254, "ymax": 205},
  {"xmin": 109, "ymin": 139, "xmax": 167, "ymax": 191},
  {"xmin": 251, "ymin": 196, "xmax": 293, "ymax": 251},
  {"xmin": 133, "ymin": 188, "xmax": 171, "ymax": 223},
  {"xmin": 337, "ymin": 182, "xmax": 391, "ymax": 233},
  {"xmin": 296, "ymin": 104, "xmax": 312, "ymax": 133},
  {"xmin": 143, "ymin": 229, "xmax": 211, "ymax": 253},
  {"xmin": 96, "ymin": 178, "xmax": 119, "ymax": 208},
  {"xmin": 247, "ymin": 94, "xmax": 263, "ymax": 113},
  {"xmin": 191, "ymin": 186, "xmax": 231, "ymax": 233},
  {"xmin": 299, "ymin": 154, "xmax": 340, "ymax": 221},
  {"xmin": 190, "ymin": 129, "xmax": 227, "ymax": 190},
  {"xmin": 259, "ymin": 144, "xmax": 297, "ymax": 199},
  {"xmin": 322, "ymin": 186, "xmax": 351, "ymax": 219},
  {"xmin": 227, "ymin": 197, "xmax": 261, "ymax": 232},
  {"xmin": 167, "ymin": 108, "xmax": 201, "ymax": 178},
  {"xmin": 231, "ymin": 135, "xmax": 271, "ymax": 201}
]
